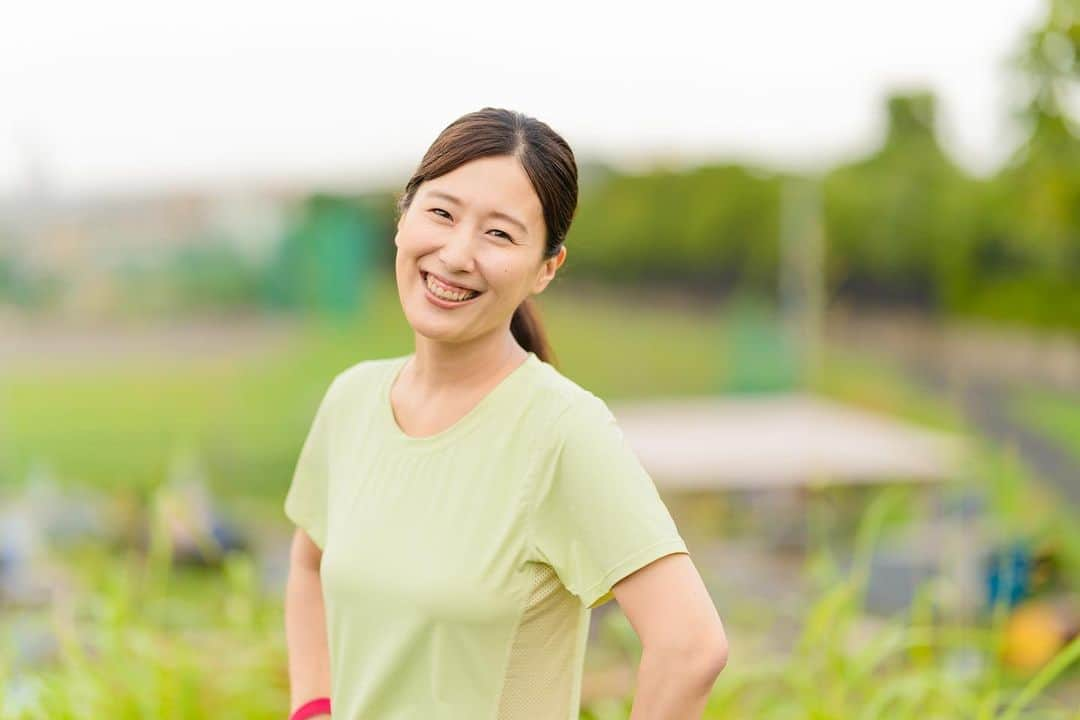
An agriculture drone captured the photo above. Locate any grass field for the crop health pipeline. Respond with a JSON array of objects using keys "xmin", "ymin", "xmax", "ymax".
[{"xmin": 0, "ymin": 278, "xmax": 732, "ymax": 502}]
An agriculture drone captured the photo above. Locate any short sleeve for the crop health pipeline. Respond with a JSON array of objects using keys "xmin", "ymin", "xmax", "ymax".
[
  {"xmin": 283, "ymin": 375, "xmax": 341, "ymax": 551},
  {"xmin": 530, "ymin": 394, "xmax": 689, "ymax": 609}
]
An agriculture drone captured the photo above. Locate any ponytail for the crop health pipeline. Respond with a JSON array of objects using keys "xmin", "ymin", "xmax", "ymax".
[{"xmin": 511, "ymin": 297, "xmax": 557, "ymax": 368}]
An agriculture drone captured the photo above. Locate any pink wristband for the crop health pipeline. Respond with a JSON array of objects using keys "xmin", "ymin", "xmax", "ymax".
[{"xmin": 290, "ymin": 697, "xmax": 331, "ymax": 720}]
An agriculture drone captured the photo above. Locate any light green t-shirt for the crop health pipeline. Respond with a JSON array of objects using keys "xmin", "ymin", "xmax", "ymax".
[{"xmin": 284, "ymin": 350, "xmax": 688, "ymax": 720}]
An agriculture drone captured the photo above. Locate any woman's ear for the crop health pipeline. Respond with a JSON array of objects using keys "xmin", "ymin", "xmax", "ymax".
[
  {"xmin": 553, "ymin": 245, "xmax": 567, "ymax": 272},
  {"xmin": 532, "ymin": 245, "xmax": 567, "ymax": 294},
  {"xmin": 394, "ymin": 213, "xmax": 405, "ymax": 247}
]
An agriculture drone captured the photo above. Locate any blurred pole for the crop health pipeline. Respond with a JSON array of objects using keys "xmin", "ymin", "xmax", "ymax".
[{"xmin": 779, "ymin": 175, "xmax": 825, "ymax": 388}]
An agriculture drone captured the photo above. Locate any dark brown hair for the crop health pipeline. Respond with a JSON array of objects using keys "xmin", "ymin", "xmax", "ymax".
[{"xmin": 396, "ymin": 107, "xmax": 579, "ymax": 367}]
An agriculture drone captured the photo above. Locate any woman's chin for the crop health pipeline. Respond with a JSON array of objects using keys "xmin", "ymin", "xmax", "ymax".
[{"xmin": 405, "ymin": 309, "xmax": 469, "ymax": 338}]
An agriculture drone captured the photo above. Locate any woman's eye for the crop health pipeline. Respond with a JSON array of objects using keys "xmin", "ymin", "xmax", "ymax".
[
  {"xmin": 429, "ymin": 208, "xmax": 451, "ymax": 219},
  {"xmin": 489, "ymin": 229, "xmax": 513, "ymax": 241}
]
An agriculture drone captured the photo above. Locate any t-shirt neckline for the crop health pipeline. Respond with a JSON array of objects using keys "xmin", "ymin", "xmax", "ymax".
[{"xmin": 381, "ymin": 351, "xmax": 539, "ymax": 450}]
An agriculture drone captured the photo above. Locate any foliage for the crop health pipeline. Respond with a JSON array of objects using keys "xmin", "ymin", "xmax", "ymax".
[{"xmin": 583, "ymin": 487, "xmax": 1080, "ymax": 719}]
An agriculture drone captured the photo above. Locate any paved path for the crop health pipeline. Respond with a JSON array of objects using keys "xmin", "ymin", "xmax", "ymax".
[{"xmin": 904, "ymin": 363, "xmax": 1080, "ymax": 507}]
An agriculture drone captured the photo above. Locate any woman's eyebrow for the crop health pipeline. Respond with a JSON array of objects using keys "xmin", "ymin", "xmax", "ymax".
[
  {"xmin": 427, "ymin": 190, "xmax": 463, "ymax": 206},
  {"xmin": 489, "ymin": 210, "xmax": 528, "ymax": 235},
  {"xmin": 425, "ymin": 190, "xmax": 528, "ymax": 236}
]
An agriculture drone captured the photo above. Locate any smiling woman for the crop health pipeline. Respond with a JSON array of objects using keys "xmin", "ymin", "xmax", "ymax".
[
  {"xmin": 392, "ymin": 153, "xmax": 557, "ymax": 353},
  {"xmin": 391, "ymin": 111, "xmax": 577, "ymax": 368},
  {"xmin": 283, "ymin": 107, "xmax": 727, "ymax": 720}
]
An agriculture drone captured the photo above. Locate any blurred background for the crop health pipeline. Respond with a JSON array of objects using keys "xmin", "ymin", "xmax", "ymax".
[{"xmin": 1, "ymin": 0, "xmax": 1078, "ymax": 717}]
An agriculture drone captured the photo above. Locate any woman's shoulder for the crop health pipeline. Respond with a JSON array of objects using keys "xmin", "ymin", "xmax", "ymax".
[
  {"xmin": 324, "ymin": 354, "xmax": 405, "ymax": 401},
  {"xmin": 527, "ymin": 357, "xmax": 611, "ymax": 426}
]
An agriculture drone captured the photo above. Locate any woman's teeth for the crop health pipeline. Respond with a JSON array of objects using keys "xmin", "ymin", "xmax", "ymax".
[{"xmin": 425, "ymin": 272, "xmax": 480, "ymax": 302}]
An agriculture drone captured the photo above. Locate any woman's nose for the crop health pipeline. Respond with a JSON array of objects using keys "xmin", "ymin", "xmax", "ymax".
[{"xmin": 438, "ymin": 223, "xmax": 478, "ymax": 269}]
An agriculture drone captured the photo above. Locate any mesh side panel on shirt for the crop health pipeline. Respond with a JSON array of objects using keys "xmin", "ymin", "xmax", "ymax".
[{"xmin": 496, "ymin": 562, "xmax": 582, "ymax": 719}]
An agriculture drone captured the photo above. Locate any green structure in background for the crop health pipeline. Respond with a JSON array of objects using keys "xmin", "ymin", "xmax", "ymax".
[
  {"xmin": 720, "ymin": 176, "xmax": 823, "ymax": 394},
  {"xmin": 720, "ymin": 294, "xmax": 799, "ymax": 394},
  {"xmin": 265, "ymin": 194, "xmax": 379, "ymax": 319}
]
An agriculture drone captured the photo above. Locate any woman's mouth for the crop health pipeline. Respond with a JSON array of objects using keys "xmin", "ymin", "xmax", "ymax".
[{"xmin": 421, "ymin": 271, "xmax": 483, "ymax": 306}]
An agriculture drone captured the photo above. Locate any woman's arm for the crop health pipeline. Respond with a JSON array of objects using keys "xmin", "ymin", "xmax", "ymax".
[
  {"xmin": 613, "ymin": 552, "xmax": 728, "ymax": 719},
  {"xmin": 285, "ymin": 528, "xmax": 333, "ymax": 719}
]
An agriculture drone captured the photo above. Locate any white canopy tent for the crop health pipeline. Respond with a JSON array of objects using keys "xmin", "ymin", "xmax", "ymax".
[{"xmin": 609, "ymin": 392, "xmax": 968, "ymax": 490}]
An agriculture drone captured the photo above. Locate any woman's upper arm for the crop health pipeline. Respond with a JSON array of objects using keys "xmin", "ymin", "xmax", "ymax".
[
  {"xmin": 291, "ymin": 527, "xmax": 324, "ymax": 572},
  {"xmin": 612, "ymin": 552, "xmax": 727, "ymax": 667}
]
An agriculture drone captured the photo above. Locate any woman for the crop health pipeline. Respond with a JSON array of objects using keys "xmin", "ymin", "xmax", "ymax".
[{"xmin": 283, "ymin": 107, "xmax": 728, "ymax": 720}]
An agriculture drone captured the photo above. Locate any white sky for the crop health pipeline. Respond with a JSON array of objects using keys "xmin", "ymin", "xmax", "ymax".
[{"xmin": 0, "ymin": 0, "xmax": 1048, "ymax": 199}]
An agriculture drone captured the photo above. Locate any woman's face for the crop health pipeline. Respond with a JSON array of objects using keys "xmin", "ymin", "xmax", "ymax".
[{"xmin": 394, "ymin": 154, "xmax": 566, "ymax": 345}]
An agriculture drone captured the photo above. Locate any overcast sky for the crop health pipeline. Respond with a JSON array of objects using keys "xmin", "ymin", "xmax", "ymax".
[{"xmin": 0, "ymin": 0, "xmax": 1048, "ymax": 199}]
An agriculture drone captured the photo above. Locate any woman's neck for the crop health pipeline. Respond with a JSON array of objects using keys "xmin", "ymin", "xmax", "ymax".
[{"xmin": 407, "ymin": 333, "xmax": 526, "ymax": 396}]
